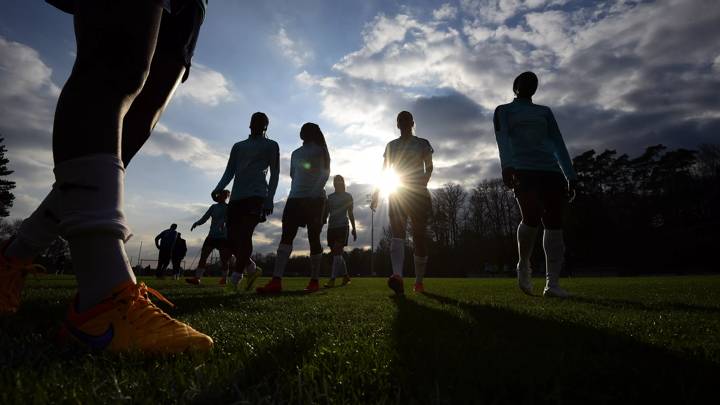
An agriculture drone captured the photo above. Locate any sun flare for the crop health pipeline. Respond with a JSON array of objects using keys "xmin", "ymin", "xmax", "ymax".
[{"xmin": 377, "ymin": 168, "xmax": 401, "ymax": 197}]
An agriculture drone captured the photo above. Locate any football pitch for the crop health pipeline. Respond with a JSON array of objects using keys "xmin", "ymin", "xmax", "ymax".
[{"xmin": 2, "ymin": 275, "xmax": 719, "ymax": 404}]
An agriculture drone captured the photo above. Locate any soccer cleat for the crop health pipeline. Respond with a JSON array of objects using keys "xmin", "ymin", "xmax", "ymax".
[
  {"xmin": 517, "ymin": 265, "xmax": 533, "ymax": 296},
  {"xmin": 304, "ymin": 279, "xmax": 320, "ymax": 293},
  {"xmin": 185, "ymin": 277, "xmax": 201, "ymax": 286},
  {"xmin": 413, "ymin": 282, "xmax": 424, "ymax": 293},
  {"xmin": 341, "ymin": 275, "xmax": 351, "ymax": 286},
  {"xmin": 543, "ymin": 285, "xmax": 571, "ymax": 298},
  {"xmin": 256, "ymin": 277, "xmax": 282, "ymax": 294},
  {"xmin": 324, "ymin": 278, "xmax": 336, "ymax": 288},
  {"xmin": 58, "ymin": 282, "xmax": 213, "ymax": 353},
  {"xmin": 242, "ymin": 268, "xmax": 261, "ymax": 291},
  {"xmin": 218, "ymin": 277, "xmax": 226, "ymax": 285},
  {"xmin": 387, "ymin": 275, "xmax": 404, "ymax": 295},
  {"xmin": 0, "ymin": 240, "xmax": 45, "ymax": 314}
]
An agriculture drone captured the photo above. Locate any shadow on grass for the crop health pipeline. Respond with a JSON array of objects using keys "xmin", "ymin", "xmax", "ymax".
[
  {"xmin": 389, "ymin": 292, "xmax": 719, "ymax": 404},
  {"xmin": 192, "ymin": 329, "xmax": 321, "ymax": 404},
  {"xmin": 169, "ymin": 289, "xmax": 327, "ymax": 317},
  {"xmin": 568, "ymin": 295, "xmax": 720, "ymax": 314}
]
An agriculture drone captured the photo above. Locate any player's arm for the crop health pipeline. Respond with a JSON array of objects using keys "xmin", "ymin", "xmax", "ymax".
[
  {"xmin": 266, "ymin": 143, "xmax": 280, "ymax": 214},
  {"xmin": 214, "ymin": 144, "xmax": 237, "ymax": 193},
  {"xmin": 546, "ymin": 108, "xmax": 578, "ymax": 201},
  {"xmin": 154, "ymin": 231, "xmax": 163, "ymax": 249},
  {"xmin": 192, "ymin": 206, "xmax": 212, "ymax": 231},
  {"xmin": 371, "ymin": 151, "xmax": 389, "ymax": 211},
  {"xmin": 423, "ymin": 142, "xmax": 434, "ymax": 186},
  {"xmin": 348, "ymin": 196, "xmax": 357, "ymax": 241},
  {"xmin": 494, "ymin": 106, "xmax": 518, "ymax": 188}
]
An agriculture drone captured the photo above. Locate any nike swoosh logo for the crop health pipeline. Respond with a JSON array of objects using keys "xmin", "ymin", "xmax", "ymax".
[{"xmin": 65, "ymin": 322, "xmax": 114, "ymax": 350}]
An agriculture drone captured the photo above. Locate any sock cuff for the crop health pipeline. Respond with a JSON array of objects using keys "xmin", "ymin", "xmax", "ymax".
[
  {"xmin": 310, "ymin": 253, "xmax": 323, "ymax": 259},
  {"xmin": 391, "ymin": 238, "xmax": 404, "ymax": 248},
  {"xmin": 54, "ymin": 153, "xmax": 125, "ymax": 176},
  {"xmin": 414, "ymin": 255, "xmax": 428, "ymax": 264},
  {"xmin": 277, "ymin": 244, "xmax": 293, "ymax": 254}
]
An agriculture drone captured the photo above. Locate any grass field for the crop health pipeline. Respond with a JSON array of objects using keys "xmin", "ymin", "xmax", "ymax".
[{"xmin": 1, "ymin": 275, "xmax": 719, "ymax": 404}]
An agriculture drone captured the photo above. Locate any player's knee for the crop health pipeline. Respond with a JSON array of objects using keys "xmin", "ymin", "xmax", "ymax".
[
  {"xmin": 542, "ymin": 218, "xmax": 563, "ymax": 230},
  {"xmin": 521, "ymin": 217, "xmax": 541, "ymax": 228},
  {"xmin": 75, "ymin": 58, "xmax": 150, "ymax": 98}
]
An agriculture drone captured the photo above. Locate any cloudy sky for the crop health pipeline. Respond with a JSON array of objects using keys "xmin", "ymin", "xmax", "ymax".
[{"xmin": 1, "ymin": 0, "xmax": 718, "ymax": 261}]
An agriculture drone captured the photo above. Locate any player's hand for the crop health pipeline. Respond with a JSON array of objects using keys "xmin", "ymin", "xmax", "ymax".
[
  {"xmin": 568, "ymin": 179, "xmax": 578, "ymax": 203},
  {"xmin": 502, "ymin": 167, "xmax": 518, "ymax": 189},
  {"xmin": 370, "ymin": 190, "xmax": 379, "ymax": 212},
  {"xmin": 351, "ymin": 228, "xmax": 357, "ymax": 241},
  {"xmin": 264, "ymin": 199, "xmax": 274, "ymax": 216}
]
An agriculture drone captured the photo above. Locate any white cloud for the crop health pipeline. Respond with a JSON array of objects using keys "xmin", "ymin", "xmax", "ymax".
[
  {"xmin": 174, "ymin": 63, "xmax": 235, "ymax": 106},
  {"xmin": 433, "ymin": 3, "xmax": 458, "ymax": 20},
  {"xmin": 273, "ymin": 27, "xmax": 313, "ymax": 67},
  {"xmin": 141, "ymin": 123, "xmax": 227, "ymax": 174},
  {"xmin": 0, "ymin": 36, "xmax": 59, "ymax": 137}
]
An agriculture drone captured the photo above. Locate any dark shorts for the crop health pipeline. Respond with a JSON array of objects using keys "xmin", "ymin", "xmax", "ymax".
[
  {"xmin": 228, "ymin": 197, "xmax": 266, "ymax": 223},
  {"xmin": 327, "ymin": 226, "xmax": 349, "ymax": 247},
  {"xmin": 513, "ymin": 170, "xmax": 567, "ymax": 199},
  {"xmin": 513, "ymin": 170, "xmax": 567, "ymax": 228},
  {"xmin": 282, "ymin": 198, "xmax": 326, "ymax": 229},
  {"xmin": 201, "ymin": 236, "xmax": 227, "ymax": 252},
  {"xmin": 158, "ymin": 249, "xmax": 171, "ymax": 265},
  {"xmin": 389, "ymin": 187, "xmax": 432, "ymax": 226},
  {"xmin": 46, "ymin": 0, "xmax": 203, "ymax": 82}
]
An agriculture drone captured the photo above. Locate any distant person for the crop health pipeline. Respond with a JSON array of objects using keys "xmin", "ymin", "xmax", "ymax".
[
  {"xmin": 257, "ymin": 123, "xmax": 330, "ymax": 294},
  {"xmin": 371, "ymin": 111, "xmax": 433, "ymax": 295},
  {"xmin": 171, "ymin": 234, "xmax": 187, "ymax": 280},
  {"xmin": 323, "ymin": 175, "xmax": 356, "ymax": 287},
  {"xmin": 214, "ymin": 112, "xmax": 279, "ymax": 291},
  {"xmin": 0, "ymin": 0, "xmax": 213, "ymax": 351},
  {"xmin": 186, "ymin": 190, "xmax": 231, "ymax": 286},
  {"xmin": 54, "ymin": 254, "xmax": 66, "ymax": 275},
  {"xmin": 155, "ymin": 224, "xmax": 179, "ymax": 279},
  {"xmin": 493, "ymin": 71, "xmax": 578, "ymax": 298}
]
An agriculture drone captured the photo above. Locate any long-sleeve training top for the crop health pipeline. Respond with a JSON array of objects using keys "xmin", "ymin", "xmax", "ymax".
[
  {"xmin": 493, "ymin": 98, "xmax": 577, "ymax": 180},
  {"xmin": 288, "ymin": 143, "xmax": 330, "ymax": 199},
  {"xmin": 193, "ymin": 202, "xmax": 227, "ymax": 239},
  {"xmin": 214, "ymin": 135, "xmax": 280, "ymax": 206},
  {"xmin": 325, "ymin": 191, "xmax": 353, "ymax": 229}
]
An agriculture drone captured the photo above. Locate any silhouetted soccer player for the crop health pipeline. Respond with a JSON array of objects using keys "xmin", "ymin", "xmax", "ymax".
[
  {"xmin": 493, "ymin": 71, "xmax": 578, "ymax": 298},
  {"xmin": 171, "ymin": 234, "xmax": 187, "ymax": 280},
  {"xmin": 214, "ymin": 112, "xmax": 279, "ymax": 291},
  {"xmin": 371, "ymin": 111, "xmax": 434, "ymax": 295},
  {"xmin": 0, "ymin": 0, "xmax": 213, "ymax": 352},
  {"xmin": 155, "ymin": 224, "xmax": 179, "ymax": 279},
  {"xmin": 323, "ymin": 175, "xmax": 357, "ymax": 288},
  {"xmin": 186, "ymin": 190, "xmax": 231, "ymax": 286},
  {"xmin": 257, "ymin": 123, "xmax": 331, "ymax": 294}
]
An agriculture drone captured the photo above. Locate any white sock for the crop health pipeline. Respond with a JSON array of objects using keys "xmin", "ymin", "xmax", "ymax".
[
  {"xmin": 5, "ymin": 187, "xmax": 61, "ymax": 260},
  {"xmin": 517, "ymin": 223, "xmax": 538, "ymax": 271},
  {"xmin": 332, "ymin": 255, "xmax": 347, "ymax": 279},
  {"xmin": 70, "ymin": 235, "xmax": 135, "ymax": 311},
  {"xmin": 310, "ymin": 253, "xmax": 323, "ymax": 279},
  {"xmin": 195, "ymin": 267, "xmax": 205, "ymax": 279},
  {"xmin": 543, "ymin": 229, "xmax": 565, "ymax": 289},
  {"xmin": 273, "ymin": 244, "xmax": 292, "ymax": 278},
  {"xmin": 230, "ymin": 271, "xmax": 243, "ymax": 286},
  {"xmin": 54, "ymin": 155, "xmax": 134, "ymax": 312},
  {"xmin": 390, "ymin": 238, "xmax": 405, "ymax": 277},
  {"xmin": 246, "ymin": 257, "xmax": 257, "ymax": 274},
  {"xmin": 414, "ymin": 255, "xmax": 428, "ymax": 284}
]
